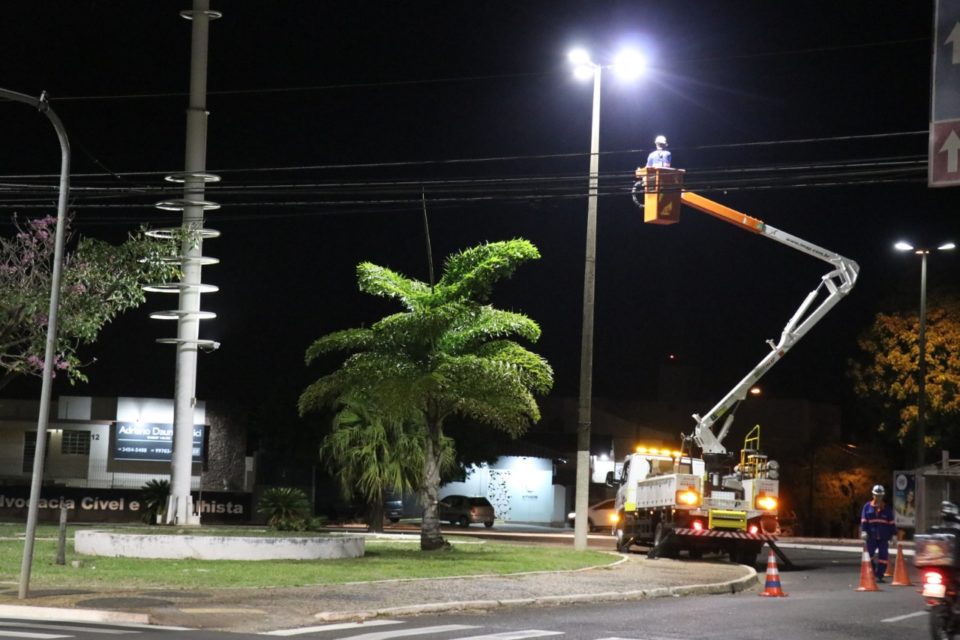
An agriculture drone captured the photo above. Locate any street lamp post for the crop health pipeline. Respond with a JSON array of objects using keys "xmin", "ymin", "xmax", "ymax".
[
  {"xmin": 894, "ymin": 240, "xmax": 956, "ymax": 469},
  {"xmin": 569, "ymin": 48, "xmax": 645, "ymax": 551}
]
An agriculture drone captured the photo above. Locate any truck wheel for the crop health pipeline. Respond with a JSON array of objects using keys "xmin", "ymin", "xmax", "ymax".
[{"xmin": 615, "ymin": 527, "xmax": 631, "ymax": 552}]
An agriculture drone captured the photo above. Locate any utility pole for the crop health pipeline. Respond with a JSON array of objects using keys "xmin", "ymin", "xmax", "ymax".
[{"xmin": 0, "ymin": 88, "xmax": 71, "ymax": 599}]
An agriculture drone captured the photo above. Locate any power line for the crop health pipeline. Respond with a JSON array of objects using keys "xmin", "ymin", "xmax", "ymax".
[{"xmin": 0, "ymin": 130, "xmax": 926, "ymax": 182}]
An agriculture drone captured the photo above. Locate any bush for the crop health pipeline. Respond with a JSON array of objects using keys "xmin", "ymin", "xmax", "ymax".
[
  {"xmin": 140, "ymin": 479, "xmax": 169, "ymax": 524},
  {"xmin": 258, "ymin": 487, "xmax": 311, "ymax": 531}
]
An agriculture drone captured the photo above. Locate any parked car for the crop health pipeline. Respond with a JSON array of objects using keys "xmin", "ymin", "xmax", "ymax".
[
  {"xmin": 567, "ymin": 498, "xmax": 617, "ymax": 532},
  {"xmin": 438, "ymin": 495, "xmax": 495, "ymax": 528},
  {"xmin": 384, "ymin": 495, "xmax": 404, "ymax": 524}
]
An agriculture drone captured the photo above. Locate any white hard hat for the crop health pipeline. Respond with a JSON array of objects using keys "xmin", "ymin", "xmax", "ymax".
[
  {"xmin": 872, "ymin": 484, "xmax": 885, "ymax": 496},
  {"xmin": 654, "ymin": 135, "xmax": 667, "ymax": 146}
]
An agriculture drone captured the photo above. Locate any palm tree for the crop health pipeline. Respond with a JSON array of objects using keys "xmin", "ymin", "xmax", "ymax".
[
  {"xmin": 320, "ymin": 398, "xmax": 452, "ymax": 532},
  {"xmin": 299, "ymin": 239, "xmax": 553, "ymax": 550}
]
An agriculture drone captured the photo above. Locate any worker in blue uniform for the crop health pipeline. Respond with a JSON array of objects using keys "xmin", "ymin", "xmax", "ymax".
[
  {"xmin": 860, "ymin": 484, "xmax": 897, "ymax": 582},
  {"xmin": 646, "ymin": 135, "xmax": 672, "ymax": 168}
]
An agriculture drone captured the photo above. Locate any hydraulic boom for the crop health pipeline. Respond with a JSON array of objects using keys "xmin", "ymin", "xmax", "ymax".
[
  {"xmin": 635, "ymin": 167, "xmax": 860, "ymax": 456},
  {"xmin": 679, "ymin": 191, "xmax": 859, "ymax": 454}
]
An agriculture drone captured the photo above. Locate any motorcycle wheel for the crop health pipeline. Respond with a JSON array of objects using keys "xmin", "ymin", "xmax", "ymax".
[{"xmin": 930, "ymin": 602, "xmax": 954, "ymax": 640}]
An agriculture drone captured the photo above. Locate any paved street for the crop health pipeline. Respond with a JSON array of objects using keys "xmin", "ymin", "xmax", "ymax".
[{"xmin": 0, "ymin": 546, "xmax": 929, "ymax": 639}]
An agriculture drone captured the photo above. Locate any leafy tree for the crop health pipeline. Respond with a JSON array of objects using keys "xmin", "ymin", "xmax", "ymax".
[
  {"xmin": 848, "ymin": 296, "xmax": 960, "ymax": 450},
  {"xmin": 320, "ymin": 398, "xmax": 453, "ymax": 532},
  {"xmin": 0, "ymin": 214, "xmax": 178, "ymax": 390},
  {"xmin": 299, "ymin": 239, "xmax": 554, "ymax": 551}
]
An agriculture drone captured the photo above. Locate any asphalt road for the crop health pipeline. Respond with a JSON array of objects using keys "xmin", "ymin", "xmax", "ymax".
[{"xmin": 0, "ymin": 547, "xmax": 929, "ymax": 640}]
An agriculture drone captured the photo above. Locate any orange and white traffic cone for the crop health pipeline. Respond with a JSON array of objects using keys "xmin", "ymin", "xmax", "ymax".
[
  {"xmin": 759, "ymin": 548, "xmax": 787, "ymax": 597},
  {"xmin": 855, "ymin": 545, "xmax": 881, "ymax": 592},
  {"xmin": 890, "ymin": 542, "xmax": 912, "ymax": 586}
]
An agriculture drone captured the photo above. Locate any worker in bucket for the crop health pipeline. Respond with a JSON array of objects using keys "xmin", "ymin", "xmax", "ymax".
[
  {"xmin": 646, "ymin": 135, "xmax": 672, "ymax": 168},
  {"xmin": 633, "ymin": 135, "xmax": 672, "ymax": 208},
  {"xmin": 860, "ymin": 484, "xmax": 897, "ymax": 582}
]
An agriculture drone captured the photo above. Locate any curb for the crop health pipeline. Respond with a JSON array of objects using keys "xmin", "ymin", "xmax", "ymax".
[
  {"xmin": 0, "ymin": 604, "xmax": 151, "ymax": 625},
  {"xmin": 314, "ymin": 566, "xmax": 758, "ymax": 622}
]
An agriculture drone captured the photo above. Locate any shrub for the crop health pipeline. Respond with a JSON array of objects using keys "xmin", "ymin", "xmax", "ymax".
[
  {"xmin": 139, "ymin": 479, "xmax": 170, "ymax": 524},
  {"xmin": 258, "ymin": 487, "xmax": 311, "ymax": 531}
]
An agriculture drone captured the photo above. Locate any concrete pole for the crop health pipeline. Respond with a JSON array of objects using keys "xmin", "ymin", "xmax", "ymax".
[
  {"xmin": 167, "ymin": 0, "xmax": 216, "ymax": 525},
  {"xmin": 0, "ymin": 88, "xmax": 71, "ymax": 598},
  {"xmin": 916, "ymin": 252, "xmax": 928, "ymax": 469},
  {"xmin": 575, "ymin": 65, "xmax": 601, "ymax": 551}
]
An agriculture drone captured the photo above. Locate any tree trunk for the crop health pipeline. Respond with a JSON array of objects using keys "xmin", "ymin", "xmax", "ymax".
[
  {"xmin": 420, "ymin": 418, "xmax": 448, "ymax": 551},
  {"xmin": 367, "ymin": 494, "xmax": 385, "ymax": 533}
]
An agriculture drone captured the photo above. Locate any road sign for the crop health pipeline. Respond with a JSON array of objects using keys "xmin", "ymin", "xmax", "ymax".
[
  {"xmin": 930, "ymin": 0, "xmax": 960, "ymax": 186},
  {"xmin": 931, "ymin": 120, "xmax": 960, "ymax": 186}
]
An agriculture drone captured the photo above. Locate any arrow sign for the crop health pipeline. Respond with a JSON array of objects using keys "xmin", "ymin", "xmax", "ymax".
[
  {"xmin": 930, "ymin": 1, "xmax": 960, "ymax": 185},
  {"xmin": 941, "ymin": 130, "xmax": 960, "ymax": 173},
  {"xmin": 948, "ymin": 22, "xmax": 960, "ymax": 64}
]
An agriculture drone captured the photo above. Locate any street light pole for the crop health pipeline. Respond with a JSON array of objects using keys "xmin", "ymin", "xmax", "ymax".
[
  {"xmin": 0, "ymin": 88, "xmax": 71, "ymax": 599},
  {"xmin": 568, "ymin": 47, "xmax": 646, "ymax": 550},
  {"xmin": 575, "ymin": 62, "xmax": 601, "ymax": 552},
  {"xmin": 917, "ymin": 251, "xmax": 928, "ymax": 469},
  {"xmin": 895, "ymin": 240, "xmax": 955, "ymax": 469}
]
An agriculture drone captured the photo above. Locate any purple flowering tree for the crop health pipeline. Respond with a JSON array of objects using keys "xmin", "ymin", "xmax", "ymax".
[{"xmin": 0, "ymin": 214, "xmax": 178, "ymax": 390}]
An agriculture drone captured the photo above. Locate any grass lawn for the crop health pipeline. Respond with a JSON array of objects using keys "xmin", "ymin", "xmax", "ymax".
[{"xmin": 0, "ymin": 525, "xmax": 615, "ymax": 590}]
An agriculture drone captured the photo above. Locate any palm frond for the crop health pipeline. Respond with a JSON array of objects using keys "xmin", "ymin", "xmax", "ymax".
[
  {"xmin": 305, "ymin": 327, "xmax": 376, "ymax": 364},
  {"xmin": 436, "ymin": 239, "xmax": 540, "ymax": 303},
  {"xmin": 357, "ymin": 262, "xmax": 431, "ymax": 310},
  {"xmin": 442, "ymin": 306, "xmax": 542, "ymax": 354}
]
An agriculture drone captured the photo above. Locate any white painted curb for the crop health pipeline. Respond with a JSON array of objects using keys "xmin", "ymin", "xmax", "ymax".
[{"xmin": 0, "ymin": 604, "xmax": 150, "ymax": 624}]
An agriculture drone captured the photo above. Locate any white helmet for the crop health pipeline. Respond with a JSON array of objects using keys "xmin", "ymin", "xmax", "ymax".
[
  {"xmin": 654, "ymin": 135, "xmax": 668, "ymax": 146},
  {"xmin": 871, "ymin": 484, "xmax": 885, "ymax": 496}
]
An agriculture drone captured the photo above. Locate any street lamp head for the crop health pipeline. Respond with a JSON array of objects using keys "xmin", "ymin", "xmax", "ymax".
[
  {"xmin": 612, "ymin": 48, "xmax": 647, "ymax": 81},
  {"xmin": 568, "ymin": 48, "xmax": 596, "ymax": 80},
  {"xmin": 572, "ymin": 64, "xmax": 595, "ymax": 81},
  {"xmin": 894, "ymin": 241, "xmax": 914, "ymax": 252},
  {"xmin": 568, "ymin": 48, "xmax": 592, "ymax": 65},
  {"xmin": 939, "ymin": 242, "xmax": 956, "ymax": 251}
]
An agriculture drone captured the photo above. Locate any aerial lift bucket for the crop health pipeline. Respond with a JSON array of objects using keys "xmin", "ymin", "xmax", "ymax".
[{"xmin": 635, "ymin": 167, "xmax": 684, "ymax": 225}]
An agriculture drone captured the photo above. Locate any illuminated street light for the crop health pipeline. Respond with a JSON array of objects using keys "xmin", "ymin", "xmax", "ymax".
[
  {"xmin": 894, "ymin": 239, "xmax": 955, "ymax": 468},
  {"xmin": 612, "ymin": 48, "xmax": 647, "ymax": 80},
  {"xmin": 568, "ymin": 46, "xmax": 647, "ymax": 551}
]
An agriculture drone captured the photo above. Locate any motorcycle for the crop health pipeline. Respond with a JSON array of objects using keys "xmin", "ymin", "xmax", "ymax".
[{"xmin": 915, "ymin": 501, "xmax": 960, "ymax": 640}]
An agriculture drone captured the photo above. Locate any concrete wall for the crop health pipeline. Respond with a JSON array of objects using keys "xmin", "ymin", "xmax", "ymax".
[{"xmin": 440, "ymin": 456, "xmax": 563, "ymax": 524}]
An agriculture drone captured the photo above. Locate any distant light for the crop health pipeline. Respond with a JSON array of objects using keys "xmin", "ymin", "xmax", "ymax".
[
  {"xmin": 599, "ymin": 453, "xmax": 609, "ymax": 461},
  {"xmin": 749, "ymin": 387, "xmax": 762, "ymax": 396},
  {"xmin": 668, "ymin": 353, "xmax": 676, "ymax": 361},
  {"xmin": 568, "ymin": 48, "xmax": 592, "ymax": 66},
  {"xmin": 612, "ymin": 48, "xmax": 647, "ymax": 80},
  {"xmin": 939, "ymin": 242, "xmax": 956, "ymax": 251},
  {"xmin": 894, "ymin": 241, "xmax": 914, "ymax": 252}
]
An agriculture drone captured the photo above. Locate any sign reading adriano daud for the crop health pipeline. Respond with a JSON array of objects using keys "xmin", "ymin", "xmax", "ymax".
[{"xmin": 114, "ymin": 422, "xmax": 205, "ymax": 462}]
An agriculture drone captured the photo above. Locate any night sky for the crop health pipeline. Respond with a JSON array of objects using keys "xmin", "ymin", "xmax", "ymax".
[{"xmin": 1, "ymin": 1, "xmax": 958, "ymax": 439}]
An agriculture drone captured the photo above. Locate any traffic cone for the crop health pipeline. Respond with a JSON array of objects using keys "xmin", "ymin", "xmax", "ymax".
[
  {"xmin": 890, "ymin": 542, "xmax": 913, "ymax": 586},
  {"xmin": 758, "ymin": 548, "xmax": 788, "ymax": 597},
  {"xmin": 855, "ymin": 545, "xmax": 881, "ymax": 592}
]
